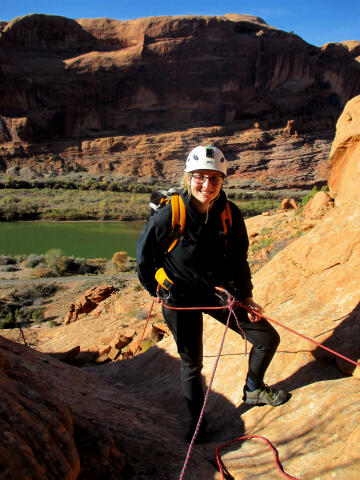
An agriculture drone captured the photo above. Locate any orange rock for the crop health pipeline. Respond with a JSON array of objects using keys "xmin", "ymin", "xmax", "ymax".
[
  {"xmin": 283, "ymin": 119, "xmax": 299, "ymax": 136},
  {"xmin": 329, "ymin": 95, "xmax": 360, "ymax": 206},
  {"xmin": 64, "ymin": 284, "xmax": 116, "ymax": 324},
  {"xmin": 303, "ymin": 191, "xmax": 333, "ymax": 218},
  {"xmin": 281, "ymin": 198, "xmax": 292, "ymax": 210},
  {"xmin": 289, "ymin": 198, "xmax": 298, "ymax": 209}
]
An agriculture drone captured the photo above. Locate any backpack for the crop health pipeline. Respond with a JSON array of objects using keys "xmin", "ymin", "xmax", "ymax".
[{"xmin": 149, "ymin": 187, "xmax": 232, "ymax": 254}]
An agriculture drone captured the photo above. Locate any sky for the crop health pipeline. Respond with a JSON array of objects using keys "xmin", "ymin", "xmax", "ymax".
[{"xmin": 1, "ymin": 0, "xmax": 359, "ymax": 47}]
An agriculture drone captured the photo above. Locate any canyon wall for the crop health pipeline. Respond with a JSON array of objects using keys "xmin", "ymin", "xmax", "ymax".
[{"xmin": 0, "ymin": 14, "xmax": 360, "ymax": 188}]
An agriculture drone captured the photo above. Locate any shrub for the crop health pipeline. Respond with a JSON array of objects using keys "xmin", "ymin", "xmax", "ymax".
[
  {"xmin": 30, "ymin": 266, "xmax": 54, "ymax": 278},
  {"xmin": 112, "ymin": 251, "xmax": 129, "ymax": 272},
  {"xmin": 24, "ymin": 254, "xmax": 45, "ymax": 268},
  {"xmin": 31, "ymin": 309, "xmax": 44, "ymax": 324},
  {"xmin": 301, "ymin": 185, "xmax": 327, "ymax": 207},
  {"xmin": 10, "ymin": 282, "xmax": 58, "ymax": 304},
  {"xmin": 0, "ymin": 255, "xmax": 16, "ymax": 265},
  {"xmin": 45, "ymin": 248, "xmax": 68, "ymax": 275},
  {"xmin": 141, "ymin": 337, "xmax": 158, "ymax": 353},
  {"xmin": 0, "ymin": 265, "xmax": 19, "ymax": 272},
  {"xmin": 0, "ymin": 312, "xmax": 15, "ymax": 329},
  {"xmin": 66, "ymin": 258, "xmax": 99, "ymax": 275}
]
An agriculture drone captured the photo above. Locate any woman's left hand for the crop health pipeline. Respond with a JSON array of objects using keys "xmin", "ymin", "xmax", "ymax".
[{"xmin": 243, "ymin": 297, "xmax": 263, "ymax": 322}]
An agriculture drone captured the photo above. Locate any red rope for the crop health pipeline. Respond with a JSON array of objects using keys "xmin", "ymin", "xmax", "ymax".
[
  {"xmin": 240, "ymin": 304, "xmax": 360, "ymax": 368},
  {"xmin": 132, "ymin": 299, "xmax": 155, "ymax": 356},
  {"xmin": 147, "ymin": 289, "xmax": 360, "ymax": 479},
  {"xmin": 178, "ymin": 298, "xmax": 236, "ymax": 480},
  {"xmin": 215, "ymin": 434, "xmax": 300, "ymax": 480}
]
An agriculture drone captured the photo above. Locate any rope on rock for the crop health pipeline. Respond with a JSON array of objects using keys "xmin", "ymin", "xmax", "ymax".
[
  {"xmin": 138, "ymin": 288, "xmax": 360, "ymax": 479},
  {"xmin": 215, "ymin": 434, "xmax": 300, "ymax": 480},
  {"xmin": 132, "ymin": 299, "xmax": 155, "ymax": 357},
  {"xmin": 240, "ymin": 304, "xmax": 360, "ymax": 369},
  {"xmin": 177, "ymin": 288, "xmax": 237, "ymax": 480}
]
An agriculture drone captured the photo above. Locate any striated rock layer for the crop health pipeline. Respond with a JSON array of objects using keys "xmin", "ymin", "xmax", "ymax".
[{"xmin": 0, "ymin": 14, "xmax": 360, "ymax": 188}]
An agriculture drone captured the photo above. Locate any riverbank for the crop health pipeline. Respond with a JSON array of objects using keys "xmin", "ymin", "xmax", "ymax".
[{"xmin": 0, "ymin": 186, "xmax": 297, "ymax": 221}]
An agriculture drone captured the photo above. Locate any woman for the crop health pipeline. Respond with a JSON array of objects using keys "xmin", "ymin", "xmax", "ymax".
[{"xmin": 136, "ymin": 145, "xmax": 289, "ymax": 442}]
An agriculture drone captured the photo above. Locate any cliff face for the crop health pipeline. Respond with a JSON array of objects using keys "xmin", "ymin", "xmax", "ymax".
[{"xmin": 0, "ymin": 14, "xmax": 360, "ymax": 188}]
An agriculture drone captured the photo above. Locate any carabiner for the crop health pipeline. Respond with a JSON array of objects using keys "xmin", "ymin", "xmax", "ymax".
[{"xmin": 214, "ymin": 286, "xmax": 233, "ymax": 304}]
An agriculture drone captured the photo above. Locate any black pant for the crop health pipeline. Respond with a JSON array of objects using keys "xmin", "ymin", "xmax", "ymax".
[{"xmin": 162, "ymin": 299, "xmax": 280, "ymax": 416}]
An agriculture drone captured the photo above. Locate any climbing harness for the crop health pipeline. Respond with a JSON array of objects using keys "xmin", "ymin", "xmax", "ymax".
[{"xmin": 138, "ymin": 288, "xmax": 360, "ymax": 480}]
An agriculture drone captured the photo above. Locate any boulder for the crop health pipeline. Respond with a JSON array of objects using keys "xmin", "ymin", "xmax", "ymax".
[
  {"xmin": 281, "ymin": 197, "xmax": 292, "ymax": 209},
  {"xmin": 64, "ymin": 284, "xmax": 116, "ymax": 324},
  {"xmin": 303, "ymin": 190, "xmax": 333, "ymax": 218},
  {"xmin": 328, "ymin": 94, "xmax": 360, "ymax": 205},
  {"xmin": 281, "ymin": 197, "xmax": 298, "ymax": 210}
]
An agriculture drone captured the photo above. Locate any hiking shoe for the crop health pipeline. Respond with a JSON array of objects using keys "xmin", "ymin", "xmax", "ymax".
[
  {"xmin": 243, "ymin": 384, "xmax": 289, "ymax": 407},
  {"xmin": 185, "ymin": 417, "xmax": 208, "ymax": 444}
]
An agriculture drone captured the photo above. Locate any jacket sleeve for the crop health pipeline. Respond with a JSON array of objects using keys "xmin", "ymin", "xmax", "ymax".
[
  {"xmin": 136, "ymin": 208, "xmax": 171, "ymax": 297},
  {"xmin": 227, "ymin": 202, "xmax": 253, "ymax": 300}
]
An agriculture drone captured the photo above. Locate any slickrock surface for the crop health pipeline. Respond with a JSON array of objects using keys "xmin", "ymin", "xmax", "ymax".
[
  {"xmin": 0, "ymin": 335, "xmax": 215, "ymax": 479},
  {"xmin": 1, "ymin": 14, "xmax": 360, "ymax": 188}
]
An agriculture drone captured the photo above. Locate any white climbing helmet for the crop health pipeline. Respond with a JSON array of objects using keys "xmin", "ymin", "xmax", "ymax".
[{"xmin": 185, "ymin": 145, "xmax": 227, "ymax": 175}]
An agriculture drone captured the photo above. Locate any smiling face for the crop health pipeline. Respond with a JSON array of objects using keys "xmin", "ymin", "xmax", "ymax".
[{"xmin": 186, "ymin": 169, "xmax": 224, "ymax": 213}]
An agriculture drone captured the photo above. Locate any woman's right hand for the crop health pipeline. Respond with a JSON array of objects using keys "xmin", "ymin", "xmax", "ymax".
[{"xmin": 243, "ymin": 297, "xmax": 263, "ymax": 322}]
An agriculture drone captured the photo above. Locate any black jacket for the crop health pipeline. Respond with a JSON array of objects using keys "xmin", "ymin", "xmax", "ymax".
[{"xmin": 136, "ymin": 189, "xmax": 253, "ymax": 302}]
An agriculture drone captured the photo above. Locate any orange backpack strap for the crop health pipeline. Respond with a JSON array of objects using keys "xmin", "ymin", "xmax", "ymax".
[
  {"xmin": 220, "ymin": 201, "xmax": 232, "ymax": 242},
  {"xmin": 166, "ymin": 194, "xmax": 186, "ymax": 253}
]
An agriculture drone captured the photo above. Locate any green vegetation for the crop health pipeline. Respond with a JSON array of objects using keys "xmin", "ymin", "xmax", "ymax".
[
  {"xmin": 0, "ymin": 249, "xmax": 135, "ymax": 279},
  {"xmin": 141, "ymin": 337, "xmax": 159, "ymax": 353},
  {"xmin": 0, "ymin": 188, "xmax": 151, "ymax": 221},
  {"xmin": 0, "ymin": 185, "xmax": 288, "ymax": 221},
  {"xmin": 233, "ymin": 198, "xmax": 282, "ymax": 218},
  {"xmin": 250, "ymin": 237, "xmax": 273, "ymax": 252},
  {"xmin": 0, "ymin": 175, "xmax": 325, "ymax": 221},
  {"xmin": 301, "ymin": 185, "xmax": 329, "ymax": 207},
  {"xmin": 0, "ymin": 282, "xmax": 59, "ymax": 329}
]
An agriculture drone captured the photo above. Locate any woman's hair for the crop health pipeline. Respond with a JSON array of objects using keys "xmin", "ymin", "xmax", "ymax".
[{"xmin": 180, "ymin": 172, "xmax": 192, "ymax": 193}]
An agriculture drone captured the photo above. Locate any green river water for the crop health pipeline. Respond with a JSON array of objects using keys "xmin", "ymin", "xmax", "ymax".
[{"xmin": 0, "ymin": 221, "xmax": 145, "ymax": 259}]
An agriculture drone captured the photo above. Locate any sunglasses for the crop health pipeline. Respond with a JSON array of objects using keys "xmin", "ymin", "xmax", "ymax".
[{"xmin": 191, "ymin": 174, "xmax": 224, "ymax": 185}]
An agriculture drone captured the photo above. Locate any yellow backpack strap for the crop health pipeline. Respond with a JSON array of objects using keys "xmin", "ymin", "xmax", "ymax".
[
  {"xmin": 167, "ymin": 194, "xmax": 186, "ymax": 253},
  {"xmin": 221, "ymin": 201, "xmax": 232, "ymax": 240}
]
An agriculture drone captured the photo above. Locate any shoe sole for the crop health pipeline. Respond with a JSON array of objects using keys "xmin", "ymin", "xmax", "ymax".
[{"xmin": 243, "ymin": 393, "xmax": 291, "ymax": 407}]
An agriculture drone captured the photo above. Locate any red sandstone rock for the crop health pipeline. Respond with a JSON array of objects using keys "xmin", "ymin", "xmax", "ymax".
[
  {"xmin": 289, "ymin": 198, "xmax": 298, "ymax": 209},
  {"xmin": 284, "ymin": 119, "xmax": 299, "ymax": 136},
  {"xmin": 328, "ymin": 95, "xmax": 360, "ymax": 205},
  {"xmin": 64, "ymin": 284, "xmax": 116, "ymax": 324},
  {"xmin": 281, "ymin": 198, "xmax": 299, "ymax": 210},
  {"xmin": 281, "ymin": 198, "xmax": 291, "ymax": 209},
  {"xmin": 340, "ymin": 40, "xmax": 360, "ymax": 61},
  {"xmin": 303, "ymin": 190, "xmax": 333, "ymax": 218},
  {"xmin": 0, "ymin": 14, "xmax": 359, "ymax": 188}
]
